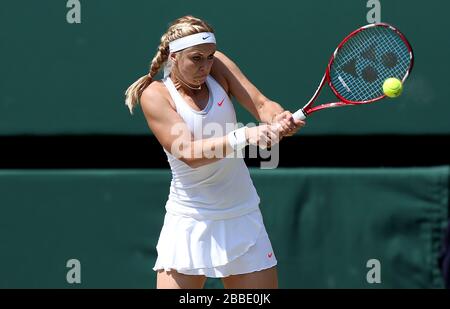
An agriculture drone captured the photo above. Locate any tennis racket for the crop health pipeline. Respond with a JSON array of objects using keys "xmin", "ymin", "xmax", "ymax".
[{"xmin": 292, "ymin": 23, "xmax": 414, "ymax": 121}]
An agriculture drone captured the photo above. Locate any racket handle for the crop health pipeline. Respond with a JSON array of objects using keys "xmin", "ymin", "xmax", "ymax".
[{"xmin": 292, "ymin": 109, "xmax": 306, "ymax": 121}]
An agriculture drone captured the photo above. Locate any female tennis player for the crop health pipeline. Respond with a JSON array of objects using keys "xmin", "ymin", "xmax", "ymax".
[{"xmin": 125, "ymin": 15, "xmax": 305, "ymax": 289}]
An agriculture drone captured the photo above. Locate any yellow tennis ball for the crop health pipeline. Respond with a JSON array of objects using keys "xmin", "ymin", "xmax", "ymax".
[{"xmin": 383, "ymin": 78, "xmax": 403, "ymax": 98}]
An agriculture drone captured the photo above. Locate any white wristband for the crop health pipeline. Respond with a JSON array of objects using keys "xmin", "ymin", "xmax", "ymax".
[{"xmin": 228, "ymin": 127, "xmax": 248, "ymax": 151}]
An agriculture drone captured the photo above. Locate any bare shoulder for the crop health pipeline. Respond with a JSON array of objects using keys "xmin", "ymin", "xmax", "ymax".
[
  {"xmin": 139, "ymin": 80, "xmax": 190, "ymax": 155},
  {"xmin": 140, "ymin": 81, "xmax": 175, "ymax": 117},
  {"xmin": 211, "ymin": 51, "xmax": 247, "ymax": 95},
  {"xmin": 141, "ymin": 81, "xmax": 169, "ymax": 106},
  {"xmin": 214, "ymin": 51, "xmax": 232, "ymax": 63},
  {"xmin": 212, "ymin": 51, "xmax": 240, "ymax": 72},
  {"xmin": 211, "ymin": 51, "xmax": 233, "ymax": 94}
]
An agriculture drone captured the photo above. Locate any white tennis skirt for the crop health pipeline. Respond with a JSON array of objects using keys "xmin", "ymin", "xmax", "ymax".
[{"xmin": 153, "ymin": 209, "xmax": 277, "ymax": 278}]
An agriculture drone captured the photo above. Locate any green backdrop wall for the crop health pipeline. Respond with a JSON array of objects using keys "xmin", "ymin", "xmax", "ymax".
[{"xmin": 1, "ymin": 0, "xmax": 449, "ymax": 135}]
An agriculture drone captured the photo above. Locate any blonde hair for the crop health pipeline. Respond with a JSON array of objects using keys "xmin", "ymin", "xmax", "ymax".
[{"xmin": 124, "ymin": 15, "xmax": 215, "ymax": 114}]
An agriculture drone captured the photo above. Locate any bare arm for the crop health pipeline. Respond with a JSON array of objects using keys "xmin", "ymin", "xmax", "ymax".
[{"xmin": 211, "ymin": 51, "xmax": 284, "ymax": 123}]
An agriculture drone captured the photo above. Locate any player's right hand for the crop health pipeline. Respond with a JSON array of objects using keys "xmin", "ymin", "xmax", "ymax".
[{"xmin": 245, "ymin": 124, "xmax": 280, "ymax": 149}]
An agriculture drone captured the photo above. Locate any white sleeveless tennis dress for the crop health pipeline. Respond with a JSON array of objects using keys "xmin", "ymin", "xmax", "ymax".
[{"xmin": 152, "ymin": 75, "xmax": 277, "ymax": 278}]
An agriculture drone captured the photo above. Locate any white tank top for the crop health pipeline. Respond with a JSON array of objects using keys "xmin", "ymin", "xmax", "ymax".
[{"xmin": 162, "ymin": 76, "xmax": 260, "ymax": 220}]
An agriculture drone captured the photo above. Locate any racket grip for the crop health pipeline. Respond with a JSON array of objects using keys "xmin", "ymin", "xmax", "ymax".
[{"xmin": 292, "ymin": 109, "xmax": 306, "ymax": 121}]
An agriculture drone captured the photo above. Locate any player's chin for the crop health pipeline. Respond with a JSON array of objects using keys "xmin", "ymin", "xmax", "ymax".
[
  {"xmin": 195, "ymin": 75, "xmax": 208, "ymax": 84},
  {"xmin": 192, "ymin": 76, "xmax": 207, "ymax": 85}
]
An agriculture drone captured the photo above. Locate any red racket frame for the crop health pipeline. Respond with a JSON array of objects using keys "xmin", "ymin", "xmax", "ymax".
[{"xmin": 299, "ymin": 23, "xmax": 414, "ymax": 117}]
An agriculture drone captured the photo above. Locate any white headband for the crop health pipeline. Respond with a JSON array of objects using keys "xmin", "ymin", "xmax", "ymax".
[{"xmin": 169, "ymin": 32, "xmax": 216, "ymax": 53}]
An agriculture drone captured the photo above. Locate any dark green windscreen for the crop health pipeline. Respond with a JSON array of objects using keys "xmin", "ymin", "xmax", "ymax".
[{"xmin": 0, "ymin": 168, "xmax": 447, "ymax": 288}]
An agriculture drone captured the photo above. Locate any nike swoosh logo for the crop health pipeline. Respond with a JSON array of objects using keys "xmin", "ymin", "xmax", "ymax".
[
  {"xmin": 217, "ymin": 97, "xmax": 225, "ymax": 106},
  {"xmin": 202, "ymin": 36, "xmax": 210, "ymax": 40}
]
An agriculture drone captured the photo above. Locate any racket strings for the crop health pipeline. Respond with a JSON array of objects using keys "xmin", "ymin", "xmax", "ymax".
[
  {"xmin": 330, "ymin": 26, "xmax": 412, "ymax": 102},
  {"xmin": 334, "ymin": 29, "xmax": 388, "ymax": 99}
]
